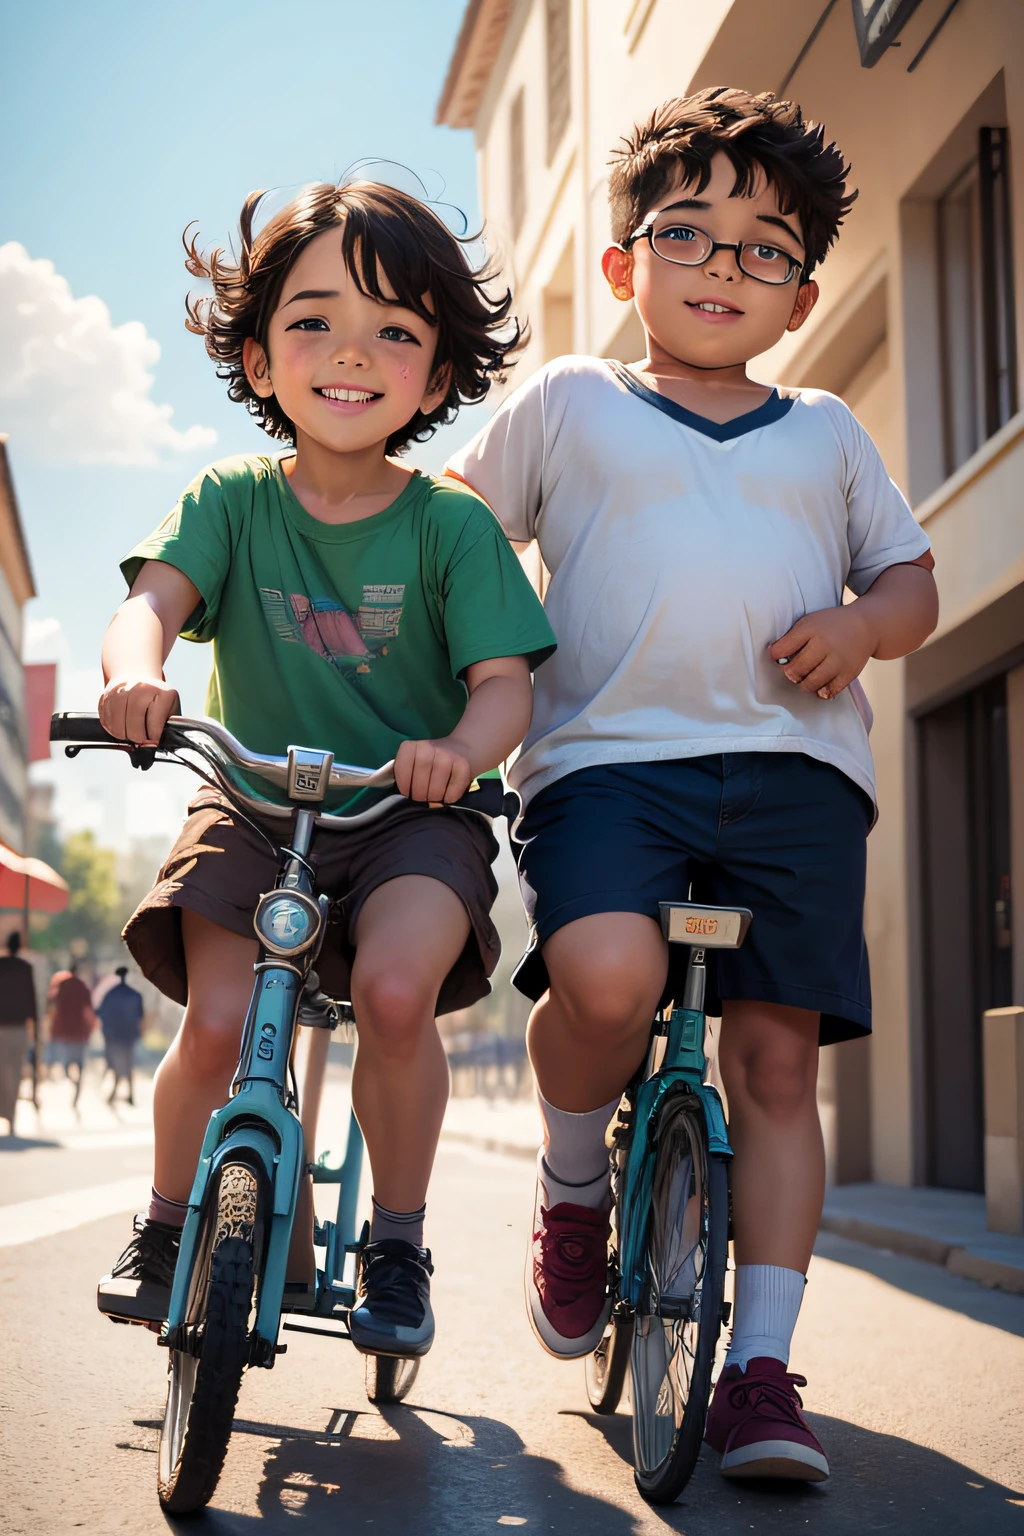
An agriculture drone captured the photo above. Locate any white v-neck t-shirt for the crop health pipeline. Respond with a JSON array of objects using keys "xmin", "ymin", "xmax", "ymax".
[{"xmin": 448, "ymin": 355, "xmax": 930, "ymax": 809}]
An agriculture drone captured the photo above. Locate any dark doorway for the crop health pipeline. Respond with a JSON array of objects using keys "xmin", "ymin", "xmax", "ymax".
[{"xmin": 918, "ymin": 675, "xmax": 1013, "ymax": 1190}]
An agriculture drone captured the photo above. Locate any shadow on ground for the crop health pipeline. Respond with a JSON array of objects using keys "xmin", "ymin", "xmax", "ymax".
[
  {"xmin": 152, "ymin": 1401, "xmax": 642, "ymax": 1535},
  {"xmin": 143, "ymin": 1394, "xmax": 1024, "ymax": 1535},
  {"xmin": 815, "ymin": 1229, "xmax": 1024, "ymax": 1339},
  {"xmin": 0, "ymin": 1132, "xmax": 61, "ymax": 1152},
  {"xmin": 576, "ymin": 1407, "xmax": 1024, "ymax": 1534}
]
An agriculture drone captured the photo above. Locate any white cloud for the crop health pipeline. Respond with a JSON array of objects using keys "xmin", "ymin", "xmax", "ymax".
[{"xmin": 0, "ymin": 242, "xmax": 216, "ymax": 466}]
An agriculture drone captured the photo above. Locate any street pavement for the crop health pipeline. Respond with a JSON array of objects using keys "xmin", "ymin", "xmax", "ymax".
[{"xmin": 2, "ymin": 1063, "xmax": 1024, "ymax": 1534}]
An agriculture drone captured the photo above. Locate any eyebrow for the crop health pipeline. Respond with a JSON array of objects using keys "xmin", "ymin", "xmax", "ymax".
[
  {"xmin": 652, "ymin": 200, "xmax": 805, "ymax": 250},
  {"xmin": 282, "ymin": 288, "xmax": 339, "ymax": 307}
]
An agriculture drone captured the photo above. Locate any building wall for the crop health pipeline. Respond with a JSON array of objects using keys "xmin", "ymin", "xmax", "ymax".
[{"xmin": 450, "ymin": 0, "xmax": 1024, "ymax": 1187}]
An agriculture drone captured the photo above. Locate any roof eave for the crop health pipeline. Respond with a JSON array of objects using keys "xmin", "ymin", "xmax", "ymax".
[{"xmin": 436, "ymin": 0, "xmax": 515, "ymax": 130}]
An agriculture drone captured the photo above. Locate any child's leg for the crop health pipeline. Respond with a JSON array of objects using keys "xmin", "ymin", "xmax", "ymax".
[
  {"xmin": 717, "ymin": 999, "xmax": 822, "ymax": 1372},
  {"xmin": 529, "ymin": 911, "xmax": 665, "ymax": 1111},
  {"xmin": 719, "ymin": 1000, "xmax": 824, "ymax": 1273},
  {"xmin": 350, "ymin": 874, "xmax": 471, "ymax": 1226},
  {"xmin": 152, "ymin": 909, "xmax": 258, "ymax": 1204}
]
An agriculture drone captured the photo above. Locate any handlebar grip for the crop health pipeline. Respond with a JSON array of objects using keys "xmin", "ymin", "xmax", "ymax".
[
  {"xmin": 50, "ymin": 712, "xmax": 124, "ymax": 745},
  {"xmin": 49, "ymin": 711, "xmax": 179, "ymax": 753},
  {"xmin": 452, "ymin": 778, "xmax": 519, "ymax": 820}
]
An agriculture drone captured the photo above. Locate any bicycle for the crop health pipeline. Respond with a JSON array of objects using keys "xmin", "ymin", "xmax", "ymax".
[
  {"xmin": 50, "ymin": 710, "xmax": 507, "ymax": 1516},
  {"xmin": 584, "ymin": 900, "xmax": 751, "ymax": 1504}
]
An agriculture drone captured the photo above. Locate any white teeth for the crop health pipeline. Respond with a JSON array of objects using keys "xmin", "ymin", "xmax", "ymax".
[
  {"xmin": 697, "ymin": 303, "xmax": 732, "ymax": 313},
  {"xmin": 320, "ymin": 387, "xmax": 375, "ymax": 402}
]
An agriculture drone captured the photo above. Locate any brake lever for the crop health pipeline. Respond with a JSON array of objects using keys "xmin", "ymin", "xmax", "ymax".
[{"xmin": 63, "ymin": 742, "xmax": 160, "ymax": 771}]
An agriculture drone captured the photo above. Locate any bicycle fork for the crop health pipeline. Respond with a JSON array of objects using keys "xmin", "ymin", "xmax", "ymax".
[{"xmin": 162, "ymin": 809, "xmax": 322, "ymax": 1368}]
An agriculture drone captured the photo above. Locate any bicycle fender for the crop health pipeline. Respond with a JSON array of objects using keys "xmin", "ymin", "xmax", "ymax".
[{"xmin": 618, "ymin": 1073, "xmax": 730, "ymax": 1308}]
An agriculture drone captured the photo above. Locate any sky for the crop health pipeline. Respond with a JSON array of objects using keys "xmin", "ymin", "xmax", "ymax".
[{"xmin": 2, "ymin": 0, "xmax": 490, "ymax": 850}]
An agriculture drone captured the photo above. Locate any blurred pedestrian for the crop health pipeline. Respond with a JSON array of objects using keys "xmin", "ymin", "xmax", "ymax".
[
  {"xmin": 97, "ymin": 966, "xmax": 144, "ymax": 1105},
  {"xmin": 47, "ymin": 962, "xmax": 97, "ymax": 1108},
  {"xmin": 0, "ymin": 932, "xmax": 37, "ymax": 1132}
]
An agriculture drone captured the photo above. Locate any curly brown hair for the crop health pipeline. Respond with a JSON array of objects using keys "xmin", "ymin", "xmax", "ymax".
[
  {"xmin": 184, "ymin": 181, "xmax": 522, "ymax": 455},
  {"xmin": 608, "ymin": 87, "xmax": 856, "ymax": 278}
]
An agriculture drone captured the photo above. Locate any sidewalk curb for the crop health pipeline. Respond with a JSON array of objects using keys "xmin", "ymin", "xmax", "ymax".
[{"xmin": 820, "ymin": 1214, "xmax": 1024, "ymax": 1296}]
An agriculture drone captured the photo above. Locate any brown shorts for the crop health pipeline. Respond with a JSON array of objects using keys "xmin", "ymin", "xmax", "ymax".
[{"xmin": 124, "ymin": 788, "xmax": 500, "ymax": 1015}]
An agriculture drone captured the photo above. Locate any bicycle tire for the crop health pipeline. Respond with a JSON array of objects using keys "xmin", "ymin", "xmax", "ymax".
[
  {"xmin": 158, "ymin": 1163, "xmax": 262, "ymax": 1514},
  {"xmin": 364, "ymin": 1353, "xmax": 420, "ymax": 1404},
  {"xmin": 630, "ymin": 1094, "xmax": 729, "ymax": 1504},
  {"xmin": 586, "ymin": 1316, "xmax": 633, "ymax": 1414}
]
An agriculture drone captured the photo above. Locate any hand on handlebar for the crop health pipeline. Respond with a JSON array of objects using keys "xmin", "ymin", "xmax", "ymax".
[
  {"xmin": 98, "ymin": 675, "xmax": 181, "ymax": 747},
  {"xmin": 394, "ymin": 737, "xmax": 475, "ymax": 804}
]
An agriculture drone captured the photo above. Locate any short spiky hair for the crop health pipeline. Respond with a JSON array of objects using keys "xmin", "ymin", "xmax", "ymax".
[
  {"xmin": 608, "ymin": 87, "xmax": 856, "ymax": 277},
  {"xmin": 184, "ymin": 181, "xmax": 522, "ymax": 455}
]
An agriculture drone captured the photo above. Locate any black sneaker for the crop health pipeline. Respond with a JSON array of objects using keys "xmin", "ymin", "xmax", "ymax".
[
  {"xmin": 348, "ymin": 1239, "xmax": 435, "ymax": 1358},
  {"xmin": 97, "ymin": 1215, "xmax": 180, "ymax": 1325}
]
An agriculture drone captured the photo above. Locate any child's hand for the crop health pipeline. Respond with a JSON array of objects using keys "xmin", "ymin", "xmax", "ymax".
[
  {"xmin": 98, "ymin": 675, "xmax": 181, "ymax": 746},
  {"xmin": 394, "ymin": 737, "xmax": 474, "ymax": 804},
  {"xmin": 769, "ymin": 605, "xmax": 877, "ymax": 702}
]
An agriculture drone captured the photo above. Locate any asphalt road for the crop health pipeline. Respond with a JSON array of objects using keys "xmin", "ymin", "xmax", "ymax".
[{"xmin": 2, "ymin": 1070, "xmax": 1024, "ymax": 1535}]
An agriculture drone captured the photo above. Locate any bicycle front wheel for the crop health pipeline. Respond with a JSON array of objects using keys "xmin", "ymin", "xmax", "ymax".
[
  {"xmin": 158, "ymin": 1162, "xmax": 262, "ymax": 1515},
  {"xmin": 630, "ymin": 1094, "xmax": 729, "ymax": 1504}
]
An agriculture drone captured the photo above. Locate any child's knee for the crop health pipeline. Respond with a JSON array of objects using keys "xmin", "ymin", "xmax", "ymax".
[
  {"xmin": 178, "ymin": 999, "xmax": 245, "ymax": 1081},
  {"xmin": 728, "ymin": 1039, "xmax": 817, "ymax": 1121},
  {"xmin": 548, "ymin": 952, "xmax": 658, "ymax": 1047},
  {"xmin": 352, "ymin": 968, "xmax": 433, "ymax": 1059}
]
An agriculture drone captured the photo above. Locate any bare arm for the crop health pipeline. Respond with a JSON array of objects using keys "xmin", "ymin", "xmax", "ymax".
[
  {"xmin": 769, "ymin": 551, "xmax": 938, "ymax": 701},
  {"xmin": 99, "ymin": 560, "xmax": 201, "ymax": 744},
  {"xmin": 394, "ymin": 654, "xmax": 533, "ymax": 803}
]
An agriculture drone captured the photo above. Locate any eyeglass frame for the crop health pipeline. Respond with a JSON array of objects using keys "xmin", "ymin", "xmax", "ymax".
[{"xmin": 620, "ymin": 217, "xmax": 808, "ymax": 287}]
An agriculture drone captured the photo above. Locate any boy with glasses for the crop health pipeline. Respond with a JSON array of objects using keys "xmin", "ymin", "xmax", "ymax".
[{"xmin": 449, "ymin": 88, "xmax": 937, "ymax": 1482}]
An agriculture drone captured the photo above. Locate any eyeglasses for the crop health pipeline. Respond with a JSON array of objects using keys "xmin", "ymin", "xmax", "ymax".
[{"xmin": 622, "ymin": 217, "xmax": 805, "ymax": 286}]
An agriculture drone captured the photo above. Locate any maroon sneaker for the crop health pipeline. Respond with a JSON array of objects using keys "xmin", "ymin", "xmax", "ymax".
[
  {"xmin": 524, "ymin": 1155, "xmax": 611, "ymax": 1359},
  {"xmin": 704, "ymin": 1357, "xmax": 830, "ymax": 1481}
]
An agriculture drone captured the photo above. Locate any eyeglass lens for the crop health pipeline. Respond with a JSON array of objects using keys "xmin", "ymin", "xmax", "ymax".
[{"xmin": 648, "ymin": 219, "xmax": 796, "ymax": 284}]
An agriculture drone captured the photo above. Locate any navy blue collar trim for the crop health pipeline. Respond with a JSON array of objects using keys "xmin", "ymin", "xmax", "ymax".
[{"xmin": 608, "ymin": 361, "xmax": 795, "ymax": 441}]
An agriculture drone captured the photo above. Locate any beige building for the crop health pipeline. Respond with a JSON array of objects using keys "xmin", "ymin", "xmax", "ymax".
[
  {"xmin": 438, "ymin": 0, "xmax": 1024, "ymax": 1198},
  {"xmin": 0, "ymin": 436, "xmax": 35, "ymax": 856}
]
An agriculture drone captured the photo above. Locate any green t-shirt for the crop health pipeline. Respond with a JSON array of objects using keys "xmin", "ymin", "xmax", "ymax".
[{"xmin": 122, "ymin": 455, "xmax": 556, "ymax": 808}]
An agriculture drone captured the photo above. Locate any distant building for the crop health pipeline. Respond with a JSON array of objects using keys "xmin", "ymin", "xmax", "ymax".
[
  {"xmin": 0, "ymin": 435, "xmax": 36, "ymax": 854},
  {"xmin": 438, "ymin": 0, "xmax": 1024, "ymax": 1198}
]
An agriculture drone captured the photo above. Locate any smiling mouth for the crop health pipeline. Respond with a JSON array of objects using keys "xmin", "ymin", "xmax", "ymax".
[
  {"xmin": 315, "ymin": 386, "xmax": 382, "ymax": 403},
  {"xmin": 686, "ymin": 300, "xmax": 743, "ymax": 315}
]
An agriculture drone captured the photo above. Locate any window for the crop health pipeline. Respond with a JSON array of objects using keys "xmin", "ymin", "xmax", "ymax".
[
  {"xmin": 937, "ymin": 127, "xmax": 1018, "ymax": 476},
  {"xmin": 509, "ymin": 88, "xmax": 526, "ymax": 239},
  {"xmin": 545, "ymin": 0, "xmax": 571, "ymax": 164}
]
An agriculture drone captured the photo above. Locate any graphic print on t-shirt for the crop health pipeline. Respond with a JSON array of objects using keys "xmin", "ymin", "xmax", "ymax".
[{"xmin": 258, "ymin": 583, "xmax": 406, "ymax": 676}]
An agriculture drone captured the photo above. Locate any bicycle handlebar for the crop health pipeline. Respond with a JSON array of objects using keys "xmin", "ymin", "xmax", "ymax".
[{"xmin": 49, "ymin": 712, "xmax": 513, "ymax": 825}]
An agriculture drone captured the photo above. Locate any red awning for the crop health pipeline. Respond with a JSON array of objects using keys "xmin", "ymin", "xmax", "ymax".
[{"xmin": 0, "ymin": 843, "xmax": 69, "ymax": 915}]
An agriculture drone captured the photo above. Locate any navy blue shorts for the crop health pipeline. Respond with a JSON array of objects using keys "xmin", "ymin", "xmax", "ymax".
[{"xmin": 511, "ymin": 753, "xmax": 873, "ymax": 1045}]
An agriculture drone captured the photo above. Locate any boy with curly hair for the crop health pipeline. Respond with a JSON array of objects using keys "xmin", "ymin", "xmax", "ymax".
[
  {"xmin": 450, "ymin": 88, "xmax": 937, "ymax": 1480},
  {"xmin": 96, "ymin": 181, "xmax": 555, "ymax": 1360}
]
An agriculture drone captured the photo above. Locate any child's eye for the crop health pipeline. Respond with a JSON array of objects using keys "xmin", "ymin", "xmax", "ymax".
[
  {"xmin": 378, "ymin": 325, "xmax": 419, "ymax": 344},
  {"xmin": 662, "ymin": 224, "xmax": 699, "ymax": 243},
  {"xmin": 286, "ymin": 316, "xmax": 329, "ymax": 332},
  {"xmin": 749, "ymin": 244, "xmax": 787, "ymax": 263}
]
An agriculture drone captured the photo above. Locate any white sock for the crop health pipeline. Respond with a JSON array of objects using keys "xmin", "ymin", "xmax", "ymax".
[
  {"xmin": 724, "ymin": 1264, "xmax": 805, "ymax": 1371},
  {"xmin": 537, "ymin": 1091, "xmax": 619, "ymax": 1209}
]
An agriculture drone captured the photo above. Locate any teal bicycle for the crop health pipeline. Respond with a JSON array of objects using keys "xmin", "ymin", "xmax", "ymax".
[
  {"xmin": 585, "ymin": 901, "xmax": 750, "ymax": 1504},
  {"xmin": 51, "ymin": 711, "xmax": 505, "ymax": 1516}
]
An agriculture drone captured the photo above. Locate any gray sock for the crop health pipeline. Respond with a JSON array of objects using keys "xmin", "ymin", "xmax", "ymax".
[
  {"xmin": 538, "ymin": 1090, "xmax": 620, "ymax": 1187},
  {"xmin": 148, "ymin": 1187, "xmax": 189, "ymax": 1228},
  {"xmin": 370, "ymin": 1197, "xmax": 426, "ymax": 1248}
]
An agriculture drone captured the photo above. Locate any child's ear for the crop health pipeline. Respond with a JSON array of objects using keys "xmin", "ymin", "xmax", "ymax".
[
  {"xmin": 786, "ymin": 279, "xmax": 819, "ymax": 334},
  {"xmin": 421, "ymin": 361, "xmax": 452, "ymax": 414},
  {"xmin": 243, "ymin": 337, "xmax": 275, "ymax": 398},
  {"xmin": 602, "ymin": 246, "xmax": 635, "ymax": 302}
]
